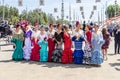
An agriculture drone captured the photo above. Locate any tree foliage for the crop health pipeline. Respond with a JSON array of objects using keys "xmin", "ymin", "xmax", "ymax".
[
  {"xmin": 0, "ymin": 6, "xmax": 19, "ymax": 24},
  {"xmin": 106, "ymin": 4, "xmax": 120, "ymax": 18},
  {"xmin": 0, "ymin": 5, "xmax": 69, "ymax": 25}
]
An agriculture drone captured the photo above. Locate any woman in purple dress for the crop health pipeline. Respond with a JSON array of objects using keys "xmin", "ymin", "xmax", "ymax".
[
  {"xmin": 102, "ymin": 28, "xmax": 111, "ymax": 60},
  {"xmin": 23, "ymin": 25, "xmax": 32, "ymax": 61}
]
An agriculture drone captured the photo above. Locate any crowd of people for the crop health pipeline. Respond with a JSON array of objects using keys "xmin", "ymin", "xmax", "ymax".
[{"xmin": 10, "ymin": 21, "xmax": 120, "ymax": 66}]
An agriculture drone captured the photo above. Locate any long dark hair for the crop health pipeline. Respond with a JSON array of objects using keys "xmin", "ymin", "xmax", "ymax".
[{"xmin": 102, "ymin": 28, "xmax": 107, "ymax": 35}]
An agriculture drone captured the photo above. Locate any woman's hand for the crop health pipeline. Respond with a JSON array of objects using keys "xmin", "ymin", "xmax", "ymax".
[
  {"xmin": 57, "ymin": 41, "xmax": 61, "ymax": 45},
  {"xmin": 91, "ymin": 45, "xmax": 94, "ymax": 49}
]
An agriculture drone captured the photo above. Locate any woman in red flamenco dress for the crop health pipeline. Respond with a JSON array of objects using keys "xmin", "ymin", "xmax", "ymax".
[
  {"xmin": 47, "ymin": 23, "xmax": 55, "ymax": 62},
  {"xmin": 62, "ymin": 26, "xmax": 73, "ymax": 64},
  {"xmin": 30, "ymin": 24, "xmax": 40, "ymax": 61}
]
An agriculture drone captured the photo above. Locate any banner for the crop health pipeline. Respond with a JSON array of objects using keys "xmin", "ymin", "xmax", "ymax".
[
  {"xmin": 93, "ymin": 5, "xmax": 97, "ymax": 10},
  {"xmin": 95, "ymin": 0, "xmax": 101, "ymax": 2},
  {"xmin": 54, "ymin": 8, "xmax": 57, "ymax": 13},
  {"xmin": 80, "ymin": 6, "xmax": 83, "ymax": 11},
  {"xmin": 81, "ymin": 12, "xmax": 84, "ymax": 15},
  {"xmin": 76, "ymin": 0, "xmax": 81, "ymax": 3},
  {"xmin": 18, "ymin": 0, "xmax": 22, "ymax": 6},
  {"xmin": 66, "ymin": 16, "xmax": 68, "ymax": 19},
  {"xmin": 57, "ymin": 16, "xmax": 59, "ymax": 19},
  {"xmin": 91, "ymin": 11, "xmax": 94, "ymax": 15},
  {"xmin": 40, "ymin": 0, "xmax": 44, "ymax": 6}
]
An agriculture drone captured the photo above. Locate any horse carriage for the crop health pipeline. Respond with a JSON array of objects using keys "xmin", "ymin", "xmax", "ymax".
[{"xmin": 0, "ymin": 21, "xmax": 12, "ymax": 38}]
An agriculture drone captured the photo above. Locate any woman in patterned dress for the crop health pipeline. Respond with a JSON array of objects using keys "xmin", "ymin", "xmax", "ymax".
[
  {"xmin": 61, "ymin": 26, "xmax": 73, "ymax": 64},
  {"xmin": 83, "ymin": 25, "xmax": 92, "ymax": 64},
  {"xmin": 51, "ymin": 24, "xmax": 64, "ymax": 63},
  {"xmin": 11, "ymin": 23, "xmax": 24, "ymax": 61}
]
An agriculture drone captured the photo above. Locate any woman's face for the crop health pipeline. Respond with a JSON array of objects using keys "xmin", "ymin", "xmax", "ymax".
[
  {"xmin": 34, "ymin": 26, "xmax": 38, "ymax": 30},
  {"xmin": 49, "ymin": 26, "xmax": 54, "ymax": 30},
  {"xmin": 94, "ymin": 26, "xmax": 98, "ymax": 31},
  {"xmin": 85, "ymin": 26, "xmax": 89, "ymax": 31},
  {"xmin": 76, "ymin": 25, "xmax": 80, "ymax": 30},
  {"xmin": 25, "ymin": 26, "xmax": 29, "ymax": 31},
  {"xmin": 64, "ymin": 28, "xmax": 68, "ymax": 32},
  {"xmin": 41, "ymin": 27, "xmax": 45, "ymax": 32},
  {"xmin": 16, "ymin": 26, "xmax": 21, "ymax": 30},
  {"xmin": 69, "ymin": 27, "xmax": 72, "ymax": 30},
  {"xmin": 57, "ymin": 26, "xmax": 62, "ymax": 31}
]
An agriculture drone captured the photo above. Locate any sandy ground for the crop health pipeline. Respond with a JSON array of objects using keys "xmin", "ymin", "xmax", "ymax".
[{"xmin": 0, "ymin": 38, "xmax": 120, "ymax": 80}]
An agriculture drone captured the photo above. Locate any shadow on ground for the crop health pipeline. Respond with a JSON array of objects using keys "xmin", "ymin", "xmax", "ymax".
[
  {"xmin": 108, "ymin": 53, "xmax": 115, "ymax": 56},
  {"xmin": 109, "ymin": 63, "xmax": 120, "ymax": 71},
  {"xmin": 2, "ymin": 49, "xmax": 14, "ymax": 52},
  {"xmin": 0, "ymin": 59, "xmax": 100, "ymax": 69},
  {"xmin": 115, "ymin": 67, "xmax": 120, "ymax": 71},
  {"xmin": 109, "ymin": 63, "xmax": 120, "ymax": 67},
  {"xmin": 117, "ymin": 59, "xmax": 120, "ymax": 61},
  {"xmin": 0, "ymin": 44, "xmax": 12, "ymax": 46},
  {"xmin": 0, "ymin": 59, "xmax": 13, "ymax": 63},
  {"xmin": 19, "ymin": 60, "xmax": 97, "ymax": 69}
]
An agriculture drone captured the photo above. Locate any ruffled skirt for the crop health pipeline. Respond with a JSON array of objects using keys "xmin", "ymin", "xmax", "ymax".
[{"xmin": 73, "ymin": 50, "xmax": 84, "ymax": 64}]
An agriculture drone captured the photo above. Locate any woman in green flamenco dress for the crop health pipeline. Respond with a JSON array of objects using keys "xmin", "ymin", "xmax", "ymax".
[{"xmin": 11, "ymin": 24, "xmax": 24, "ymax": 61}]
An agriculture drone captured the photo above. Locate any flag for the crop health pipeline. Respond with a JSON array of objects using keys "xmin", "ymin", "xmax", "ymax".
[
  {"xmin": 93, "ymin": 5, "xmax": 97, "ymax": 10},
  {"xmin": 50, "ymin": 14, "xmax": 52, "ymax": 16},
  {"xmin": 39, "ymin": 0, "xmax": 44, "ymax": 6},
  {"xmin": 81, "ymin": 12, "xmax": 84, "ymax": 15},
  {"xmin": 91, "ymin": 11, "xmax": 94, "ymax": 15},
  {"xmin": 54, "ymin": 8, "xmax": 57, "ymax": 13},
  {"xmin": 95, "ymin": 0, "xmax": 101, "ymax": 2},
  {"xmin": 18, "ymin": 0, "xmax": 22, "ymax": 6},
  {"xmin": 82, "ymin": 15, "xmax": 85, "ymax": 19},
  {"xmin": 76, "ymin": 0, "xmax": 81, "ymax": 3},
  {"xmin": 57, "ymin": 16, "xmax": 59, "ymax": 19},
  {"xmin": 80, "ymin": 6, "xmax": 83, "ymax": 11},
  {"xmin": 38, "ymin": 9, "xmax": 41, "ymax": 12},
  {"xmin": 66, "ymin": 16, "xmax": 68, "ymax": 19}
]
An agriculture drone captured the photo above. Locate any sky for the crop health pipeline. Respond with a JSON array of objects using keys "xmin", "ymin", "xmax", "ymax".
[{"xmin": 0, "ymin": 0, "xmax": 120, "ymax": 23}]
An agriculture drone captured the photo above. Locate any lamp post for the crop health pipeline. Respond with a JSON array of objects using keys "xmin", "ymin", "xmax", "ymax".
[
  {"xmin": 105, "ymin": 1, "xmax": 108, "ymax": 25},
  {"xmin": 69, "ymin": 0, "xmax": 71, "ymax": 24},
  {"xmin": 98, "ymin": 11, "xmax": 100, "ymax": 25},
  {"xmin": 26, "ymin": 6, "xmax": 28, "ymax": 20},
  {"xmin": 115, "ymin": 0, "xmax": 117, "ymax": 22},
  {"xmin": 2, "ymin": 0, "xmax": 5, "ymax": 20},
  {"xmin": 61, "ymin": 0, "xmax": 64, "ymax": 24}
]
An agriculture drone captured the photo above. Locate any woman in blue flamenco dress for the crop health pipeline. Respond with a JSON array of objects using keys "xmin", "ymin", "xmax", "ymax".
[
  {"xmin": 11, "ymin": 24, "xmax": 24, "ymax": 61},
  {"xmin": 72, "ymin": 34, "xmax": 85, "ymax": 64},
  {"xmin": 91, "ymin": 24, "xmax": 104, "ymax": 66},
  {"xmin": 38, "ymin": 37, "xmax": 48, "ymax": 62}
]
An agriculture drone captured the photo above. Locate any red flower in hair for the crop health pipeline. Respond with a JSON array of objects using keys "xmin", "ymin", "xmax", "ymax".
[
  {"xmin": 44, "ymin": 37, "xmax": 47, "ymax": 41},
  {"xmin": 76, "ymin": 21, "xmax": 80, "ymax": 26},
  {"xmin": 35, "ymin": 23, "xmax": 39, "ymax": 27},
  {"xmin": 57, "ymin": 23, "xmax": 61, "ymax": 27},
  {"xmin": 49, "ymin": 22, "xmax": 53, "ymax": 27},
  {"xmin": 25, "ymin": 21, "xmax": 28, "ymax": 27}
]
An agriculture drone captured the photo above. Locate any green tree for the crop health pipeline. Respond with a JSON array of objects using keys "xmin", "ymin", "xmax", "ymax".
[
  {"xmin": 56, "ymin": 19, "xmax": 69, "ymax": 24},
  {"xmin": 0, "ymin": 5, "xmax": 53, "ymax": 25},
  {"xmin": 106, "ymin": 4, "xmax": 120, "ymax": 18}
]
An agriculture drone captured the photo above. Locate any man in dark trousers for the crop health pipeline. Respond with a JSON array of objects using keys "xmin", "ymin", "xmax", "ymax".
[{"xmin": 114, "ymin": 25, "xmax": 120, "ymax": 54}]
